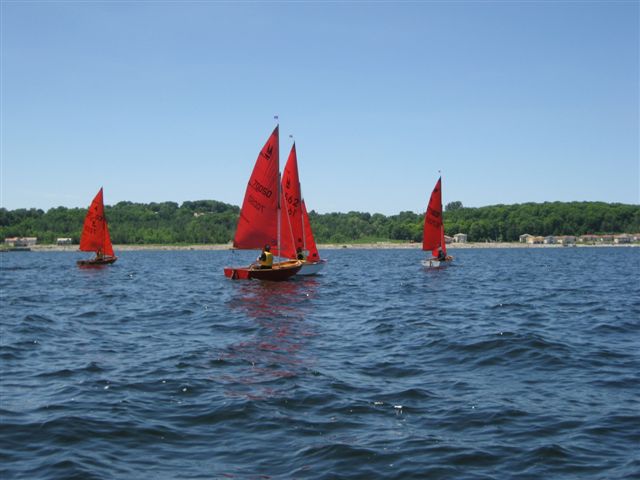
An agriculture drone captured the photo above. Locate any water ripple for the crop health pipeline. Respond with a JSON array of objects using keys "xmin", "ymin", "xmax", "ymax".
[{"xmin": 1, "ymin": 248, "xmax": 639, "ymax": 479}]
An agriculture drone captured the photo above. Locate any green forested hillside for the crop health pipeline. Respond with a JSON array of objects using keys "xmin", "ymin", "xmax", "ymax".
[
  {"xmin": 1, "ymin": 200, "xmax": 638, "ymax": 244},
  {"xmin": 309, "ymin": 202, "xmax": 639, "ymax": 243},
  {"xmin": 0, "ymin": 200, "xmax": 239, "ymax": 244}
]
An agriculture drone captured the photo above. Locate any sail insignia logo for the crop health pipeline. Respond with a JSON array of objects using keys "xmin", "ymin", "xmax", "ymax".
[{"xmin": 262, "ymin": 144, "xmax": 273, "ymax": 161}]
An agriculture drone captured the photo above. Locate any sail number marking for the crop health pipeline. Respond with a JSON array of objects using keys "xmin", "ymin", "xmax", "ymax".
[
  {"xmin": 249, "ymin": 179, "xmax": 272, "ymax": 199},
  {"xmin": 248, "ymin": 194, "xmax": 265, "ymax": 213}
]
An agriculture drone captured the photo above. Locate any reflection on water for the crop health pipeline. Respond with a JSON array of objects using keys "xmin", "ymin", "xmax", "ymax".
[{"xmin": 221, "ymin": 278, "xmax": 319, "ymax": 399}]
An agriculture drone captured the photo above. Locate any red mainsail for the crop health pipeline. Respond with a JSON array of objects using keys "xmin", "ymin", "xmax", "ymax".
[
  {"xmin": 422, "ymin": 177, "xmax": 446, "ymax": 257},
  {"xmin": 276, "ymin": 143, "xmax": 321, "ymax": 261},
  {"xmin": 233, "ymin": 126, "xmax": 280, "ymax": 250},
  {"xmin": 79, "ymin": 187, "xmax": 115, "ymax": 256},
  {"xmin": 279, "ymin": 144, "xmax": 304, "ymax": 253}
]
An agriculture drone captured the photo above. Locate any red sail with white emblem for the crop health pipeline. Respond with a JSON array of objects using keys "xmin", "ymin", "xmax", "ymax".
[
  {"xmin": 422, "ymin": 177, "xmax": 446, "ymax": 257},
  {"xmin": 233, "ymin": 126, "xmax": 280, "ymax": 250},
  {"xmin": 79, "ymin": 187, "xmax": 114, "ymax": 257}
]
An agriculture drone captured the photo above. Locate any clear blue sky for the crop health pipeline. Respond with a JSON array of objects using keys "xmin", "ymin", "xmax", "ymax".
[{"xmin": 1, "ymin": 1, "xmax": 638, "ymax": 215}]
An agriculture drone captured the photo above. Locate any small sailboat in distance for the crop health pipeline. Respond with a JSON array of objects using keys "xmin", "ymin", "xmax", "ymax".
[
  {"xmin": 421, "ymin": 177, "xmax": 453, "ymax": 268},
  {"xmin": 223, "ymin": 125, "xmax": 302, "ymax": 281},
  {"xmin": 77, "ymin": 187, "xmax": 117, "ymax": 266}
]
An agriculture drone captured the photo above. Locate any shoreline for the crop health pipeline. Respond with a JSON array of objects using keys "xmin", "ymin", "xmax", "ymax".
[{"xmin": 19, "ymin": 242, "xmax": 639, "ymax": 252}]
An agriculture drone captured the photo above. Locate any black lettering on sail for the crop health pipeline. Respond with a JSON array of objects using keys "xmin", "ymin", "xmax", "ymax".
[
  {"xmin": 248, "ymin": 194, "xmax": 265, "ymax": 213},
  {"xmin": 250, "ymin": 179, "xmax": 272, "ymax": 198}
]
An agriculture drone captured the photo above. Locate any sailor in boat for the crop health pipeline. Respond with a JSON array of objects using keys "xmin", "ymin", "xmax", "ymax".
[
  {"xmin": 435, "ymin": 247, "xmax": 453, "ymax": 263},
  {"xmin": 257, "ymin": 245, "xmax": 274, "ymax": 269},
  {"xmin": 296, "ymin": 247, "xmax": 305, "ymax": 261},
  {"xmin": 96, "ymin": 249, "xmax": 104, "ymax": 261}
]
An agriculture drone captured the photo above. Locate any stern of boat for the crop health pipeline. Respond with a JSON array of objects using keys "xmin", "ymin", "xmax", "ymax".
[{"xmin": 298, "ymin": 259, "xmax": 327, "ymax": 276}]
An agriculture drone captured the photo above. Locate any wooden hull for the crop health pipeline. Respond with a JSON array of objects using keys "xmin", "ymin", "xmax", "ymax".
[
  {"xmin": 77, "ymin": 256, "xmax": 118, "ymax": 267},
  {"xmin": 224, "ymin": 260, "xmax": 302, "ymax": 281},
  {"xmin": 421, "ymin": 257, "xmax": 453, "ymax": 268},
  {"xmin": 298, "ymin": 259, "xmax": 327, "ymax": 276}
]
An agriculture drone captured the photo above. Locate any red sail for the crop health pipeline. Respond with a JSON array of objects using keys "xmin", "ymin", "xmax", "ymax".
[
  {"xmin": 274, "ymin": 143, "xmax": 320, "ymax": 261},
  {"xmin": 103, "ymin": 217, "xmax": 114, "ymax": 257},
  {"xmin": 79, "ymin": 188, "xmax": 115, "ymax": 256},
  {"xmin": 274, "ymin": 186, "xmax": 297, "ymax": 258},
  {"xmin": 277, "ymin": 143, "xmax": 304, "ymax": 257},
  {"xmin": 233, "ymin": 126, "xmax": 280, "ymax": 250},
  {"xmin": 301, "ymin": 200, "xmax": 320, "ymax": 261},
  {"xmin": 422, "ymin": 177, "xmax": 446, "ymax": 256}
]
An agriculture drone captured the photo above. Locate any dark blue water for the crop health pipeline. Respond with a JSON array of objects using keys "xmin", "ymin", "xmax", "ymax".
[{"xmin": 1, "ymin": 247, "xmax": 639, "ymax": 479}]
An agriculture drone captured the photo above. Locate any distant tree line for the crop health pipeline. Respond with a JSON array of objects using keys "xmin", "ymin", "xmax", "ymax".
[
  {"xmin": 0, "ymin": 200, "xmax": 638, "ymax": 244},
  {"xmin": 0, "ymin": 200, "xmax": 239, "ymax": 245},
  {"xmin": 309, "ymin": 201, "xmax": 639, "ymax": 243}
]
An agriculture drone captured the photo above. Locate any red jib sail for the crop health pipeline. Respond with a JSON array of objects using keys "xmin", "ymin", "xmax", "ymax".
[
  {"xmin": 233, "ymin": 126, "xmax": 280, "ymax": 250},
  {"xmin": 79, "ymin": 187, "xmax": 114, "ymax": 257},
  {"xmin": 301, "ymin": 199, "xmax": 320, "ymax": 261},
  {"xmin": 422, "ymin": 177, "xmax": 446, "ymax": 257}
]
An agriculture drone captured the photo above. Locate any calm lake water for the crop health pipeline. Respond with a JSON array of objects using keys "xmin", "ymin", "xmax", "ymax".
[{"xmin": 1, "ymin": 247, "xmax": 639, "ymax": 479}]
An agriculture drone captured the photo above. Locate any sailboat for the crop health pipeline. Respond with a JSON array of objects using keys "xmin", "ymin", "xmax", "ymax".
[
  {"xmin": 77, "ymin": 187, "xmax": 118, "ymax": 266},
  {"xmin": 421, "ymin": 177, "xmax": 453, "ymax": 268},
  {"xmin": 223, "ymin": 126, "xmax": 302, "ymax": 281},
  {"xmin": 279, "ymin": 143, "xmax": 326, "ymax": 275}
]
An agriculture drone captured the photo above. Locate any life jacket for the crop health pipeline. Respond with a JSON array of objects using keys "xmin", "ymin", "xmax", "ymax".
[{"xmin": 259, "ymin": 251, "xmax": 273, "ymax": 268}]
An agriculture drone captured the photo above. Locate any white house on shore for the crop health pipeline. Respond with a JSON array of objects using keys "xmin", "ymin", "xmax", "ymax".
[
  {"xmin": 453, "ymin": 233, "xmax": 467, "ymax": 243},
  {"xmin": 4, "ymin": 237, "xmax": 37, "ymax": 247},
  {"xmin": 614, "ymin": 234, "xmax": 631, "ymax": 244},
  {"xmin": 519, "ymin": 234, "xmax": 533, "ymax": 243},
  {"xmin": 558, "ymin": 236, "xmax": 576, "ymax": 245}
]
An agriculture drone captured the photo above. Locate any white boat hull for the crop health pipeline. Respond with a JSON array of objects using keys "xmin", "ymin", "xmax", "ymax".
[
  {"xmin": 298, "ymin": 260, "xmax": 326, "ymax": 276},
  {"xmin": 421, "ymin": 258, "xmax": 453, "ymax": 268}
]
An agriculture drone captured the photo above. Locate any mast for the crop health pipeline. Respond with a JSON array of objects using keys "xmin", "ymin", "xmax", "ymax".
[
  {"xmin": 439, "ymin": 171, "xmax": 446, "ymax": 255},
  {"xmin": 300, "ymin": 193, "xmax": 307, "ymax": 253},
  {"xmin": 275, "ymin": 116, "xmax": 281, "ymax": 261},
  {"xmin": 277, "ymin": 171, "xmax": 281, "ymax": 261}
]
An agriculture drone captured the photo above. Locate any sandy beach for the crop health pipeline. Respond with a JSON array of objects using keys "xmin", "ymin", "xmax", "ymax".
[{"xmin": 23, "ymin": 242, "xmax": 637, "ymax": 252}]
